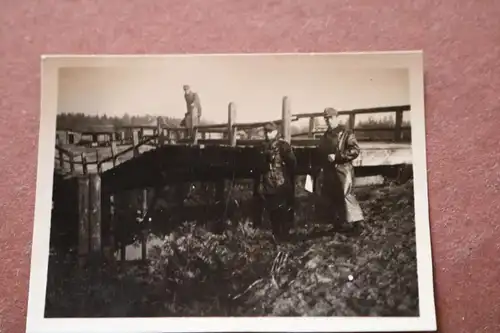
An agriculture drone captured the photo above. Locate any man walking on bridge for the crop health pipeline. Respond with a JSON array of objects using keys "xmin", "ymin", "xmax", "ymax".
[
  {"xmin": 180, "ymin": 85, "xmax": 202, "ymax": 129},
  {"xmin": 259, "ymin": 122, "xmax": 297, "ymax": 242},
  {"xmin": 316, "ymin": 107, "xmax": 364, "ymax": 234}
]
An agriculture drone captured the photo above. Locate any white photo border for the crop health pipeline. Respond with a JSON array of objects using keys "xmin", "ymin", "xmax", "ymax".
[{"xmin": 26, "ymin": 51, "xmax": 436, "ymax": 333}]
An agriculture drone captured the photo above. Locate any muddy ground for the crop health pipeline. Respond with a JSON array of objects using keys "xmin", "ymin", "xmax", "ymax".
[{"xmin": 45, "ymin": 180, "xmax": 418, "ymax": 317}]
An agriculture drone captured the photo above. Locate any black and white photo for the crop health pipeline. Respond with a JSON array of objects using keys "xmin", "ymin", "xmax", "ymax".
[{"xmin": 27, "ymin": 52, "xmax": 436, "ymax": 333}]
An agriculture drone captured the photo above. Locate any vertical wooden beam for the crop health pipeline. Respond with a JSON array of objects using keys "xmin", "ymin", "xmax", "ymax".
[
  {"xmin": 192, "ymin": 127, "xmax": 199, "ymax": 145},
  {"xmin": 58, "ymin": 149, "xmax": 64, "ymax": 169},
  {"xmin": 308, "ymin": 116, "xmax": 315, "ymax": 138},
  {"xmin": 69, "ymin": 154, "xmax": 75, "ymax": 173},
  {"xmin": 282, "ymin": 96, "xmax": 291, "ymax": 143},
  {"xmin": 394, "ymin": 110, "xmax": 403, "ymax": 142},
  {"xmin": 141, "ymin": 188, "xmax": 148, "ymax": 261},
  {"xmin": 110, "ymin": 142, "xmax": 117, "ymax": 167},
  {"xmin": 77, "ymin": 176, "xmax": 90, "ymax": 266},
  {"xmin": 228, "ymin": 102, "xmax": 236, "ymax": 146},
  {"xmin": 231, "ymin": 126, "xmax": 238, "ymax": 147},
  {"xmin": 156, "ymin": 117, "xmax": 164, "ymax": 147},
  {"xmin": 96, "ymin": 149, "xmax": 102, "ymax": 173},
  {"xmin": 348, "ymin": 113, "xmax": 356, "ymax": 130},
  {"xmin": 108, "ymin": 194, "xmax": 116, "ymax": 261},
  {"xmin": 81, "ymin": 153, "xmax": 88, "ymax": 175},
  {"xmin": 132, "ymin": 130, "xmax": 139, "ymax": 157},
  {"xmin": 89, "ymin": 173, "xmax": 102, "ymax": 257}
]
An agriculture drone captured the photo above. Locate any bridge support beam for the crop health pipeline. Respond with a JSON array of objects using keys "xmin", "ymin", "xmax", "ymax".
[{"xmin": 77, "ymin": 173, "xmax": 102, "ymax": 266}]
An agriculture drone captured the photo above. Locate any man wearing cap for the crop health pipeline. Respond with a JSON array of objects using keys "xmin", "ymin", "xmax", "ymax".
[
  {"xmin": 180, "ymin": 85, "xmax": 202, "ymax": 128},
  {"xmin": 315, "ymin": 107, "xmax": 364, "ymax": 234},
  {"xmin": 258, "ymin": 122, "xmax": 297, "ymax": 241}
]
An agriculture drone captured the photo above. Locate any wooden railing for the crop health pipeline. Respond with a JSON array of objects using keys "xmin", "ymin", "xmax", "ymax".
[
  {"xmin": 55, "ymin": 136, "xmax": 158, "ymax": 176},
  {"xmin": 55, "ymin": 96, "xmax": 411, "ymax": 176}
]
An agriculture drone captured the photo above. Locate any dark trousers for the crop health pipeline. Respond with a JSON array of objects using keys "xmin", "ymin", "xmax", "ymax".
[{"xmin": 255, "ymin": 186, "xmax": 293, "ymax": 238}]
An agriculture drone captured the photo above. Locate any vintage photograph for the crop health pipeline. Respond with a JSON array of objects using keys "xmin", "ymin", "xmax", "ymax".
[{"xmin": 27, "ymin": 52, "xmax": 436, "ymax": 332}]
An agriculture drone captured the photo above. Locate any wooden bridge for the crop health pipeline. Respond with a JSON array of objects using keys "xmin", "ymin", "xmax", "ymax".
[{"xmin": 51, "ymin": 96, "xmax": 412, "ymax": 263}]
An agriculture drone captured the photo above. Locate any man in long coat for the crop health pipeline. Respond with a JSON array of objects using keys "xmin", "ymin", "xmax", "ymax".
[
  {"xmin": 259, "ymin": 122, "xmax": 297, "ymax": 241},
  {"xmin": 180, "ymin": 85, "xmax": 202, "ymax": 129},
  {"xmin": 315, "ymin": 107, "xmax": 364, "ymax": 233}
]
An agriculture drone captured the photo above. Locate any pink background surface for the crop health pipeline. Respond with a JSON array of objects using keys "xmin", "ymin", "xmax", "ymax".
[{"xmin": 1, "ymin": 1, "xmax": 499, "ymax": 332}]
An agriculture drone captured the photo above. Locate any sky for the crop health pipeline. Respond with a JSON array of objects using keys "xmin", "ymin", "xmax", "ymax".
[{"xmin": 57, "ymin": 55, "xmax": 410, "ymax": 126}]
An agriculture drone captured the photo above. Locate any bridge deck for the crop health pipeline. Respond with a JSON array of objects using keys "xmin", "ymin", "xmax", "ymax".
[{"xmin": 96, "ymin": 141, "xmax": 411, "ymax": 193}]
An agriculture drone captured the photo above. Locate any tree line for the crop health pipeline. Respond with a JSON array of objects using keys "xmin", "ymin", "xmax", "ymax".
[{"xmin": 56, "ymin": 113, "xmax": 183, "ymax": 131}]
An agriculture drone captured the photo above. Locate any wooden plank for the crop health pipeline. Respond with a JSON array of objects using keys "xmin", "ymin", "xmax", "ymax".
[
  {"xmin": 89, "ymin": 173, "xmax": 102, "ymax": 256},
  {"xmin": 292, "ymin": 105, "xmax": 411, "ymax": 119},
  {"xmin": 195, "ymin": 122, "xmax": 228, "ymax": 130},
  {"xmin": 77, "ymin": 176, "xmax": 90, "ymax": 265},
  {"xmin": 197, "ymin": 127, "xmax": 228, "ymax": 133},
  {"xmin": 237, "ymin": 119, "xmax": 283, "ymax": 130},
  {"xmin": 282, "ymin": 96, "xmax": 291, "ymax": 143}
]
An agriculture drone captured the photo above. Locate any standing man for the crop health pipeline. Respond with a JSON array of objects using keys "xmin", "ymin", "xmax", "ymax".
[
  {"xmin": 315, "ymin": 107, "xmax": 364, "ymax": 234},
  {"xmin": 181, "ymin": 85, "xmax": 202, "ymax": 129},
  {"xmin": 259, "ymin": 122, "xmax": 297, "ymax": 241}
]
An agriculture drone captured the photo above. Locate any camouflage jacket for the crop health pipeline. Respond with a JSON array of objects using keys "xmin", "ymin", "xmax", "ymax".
[
  {"xmin": 317, "ymin": 125, "xmax": 361, "ymax": 167},
  {"xmin": 261, "ymin": 137, "xmax": 297, "ymax": 194}
]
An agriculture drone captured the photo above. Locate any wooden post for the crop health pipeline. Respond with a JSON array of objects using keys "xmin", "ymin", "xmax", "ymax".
[
  {"xmin": 58, "ymin": 149, "xmax": 64, "ymax": 169},
  {"xmin": 110, "ymin": 142, "xmax": 117, "ymax": 167},
  {"xmin": 282, "ymin": 96, "xmax": 291, "ymax": 143},
  {"xmin": 192, "ymin": 127, "xmax": 199, "ymax": 145},
  {"xmin": 96, "ymin": 149, "xmax": 102, "ymax": 173},
  {"xmin": 77, "ymin": 176, "xmax": 90, "ymax": 266},
  {"xmin": 228, "ymin": 102, "xmax": 236, "ymax": 146},
  {"xmin": 141, "ymin": 188, "xmax": 148, "ymax": 260},
  {"xmin": 348, "ymin": 113, "xmax": 356, "ymax": 130},
  {"xmin": 81, "ymin": 153, "xmax": 88, "ymax": 175},
  {"xmin": 156, "ymin": 117, "xmax": 164, "ymax": 146},
  {"xmin": 132, "ymin": 130, "xmax": 139, "ymax": 157},
  {"xmin": 69, "ymin": 154, "xmax": 75, "ymax": 173},
  {"xmin": 139, "ymin": 128, "xmax": 144, "ymax": 141},
  {"xmin": 231, "ymin": 126, "xmax": 238, "ymax": 147},
  {"xmin": 308, "ymin": 116, "xmax": 315, "ymax": 138},
  {"xmin": 394, "ymin": 110, "xmax": 403, "ymax": 142},
  {"xmin": 89, "ymin": 173, "xmax": 102, "ymax": 257},
  {"xmin": 108, "ymin": 194, "xmax": 116, "ymax": 261}
]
